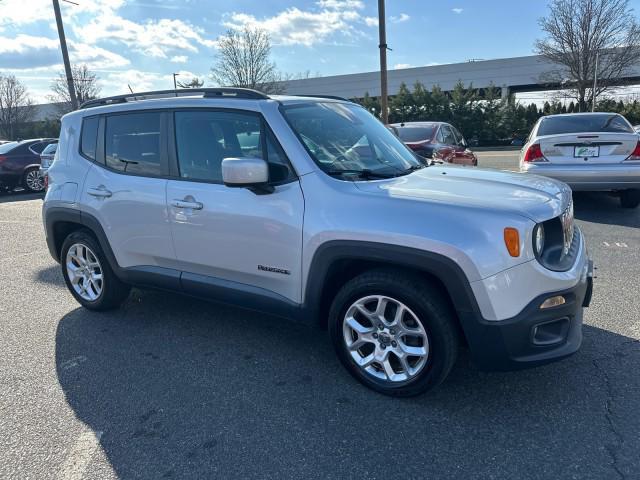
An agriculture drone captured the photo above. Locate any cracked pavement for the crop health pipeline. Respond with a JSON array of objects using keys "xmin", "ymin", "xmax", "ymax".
[{"xmin": 1, "ymin": 188, "xmax": 639, "ymax": 479}]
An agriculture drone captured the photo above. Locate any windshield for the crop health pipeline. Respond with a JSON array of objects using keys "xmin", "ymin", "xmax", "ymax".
[
  {"xmin": 538, "ymin": 114, "xmax": 633, "ymax": 136},
  {"xmin": 281, "ymin": 102, "xmax": 423, "ymax": 178},
  {"xmin": 395, "ymin": 125, "xmax": 437, "ymax": 142},
  {"xmin": 42, "ymin": 143, "xmax": 57, "ymax": 155},
  {"xmin": 0, "ymin": 142, "xmax": 18, "ymax": 154}
]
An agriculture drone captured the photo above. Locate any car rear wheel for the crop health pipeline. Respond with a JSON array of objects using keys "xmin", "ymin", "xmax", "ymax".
[
  {"xmin": 620, "ymin": 189, "xmax": 640, "ymax": 209},
  {"xmin": 328, "ymin": 269, "xmax": 459, "ymax": 397},
  {"xmin": 22, "ymin": 167, "xmax": 45, "ymax": 193},
  {"xmin": 60, "ymin": 230, "xmax": 131, "ymax": 310}
]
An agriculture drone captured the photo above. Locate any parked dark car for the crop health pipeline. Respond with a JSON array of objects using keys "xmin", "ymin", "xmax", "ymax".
[
  {"xmin": 0, "ymin": 138, "xmax": 57, "ymax": 192},
  {"xmin": 389, "ymin": 122, "xmax": 478, "ymax": 166}
]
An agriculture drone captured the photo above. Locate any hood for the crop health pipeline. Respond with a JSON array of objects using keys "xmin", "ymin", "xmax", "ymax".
[{"xmin": 353, "ymin": 165, "xmax": 571, "ymax": 222}]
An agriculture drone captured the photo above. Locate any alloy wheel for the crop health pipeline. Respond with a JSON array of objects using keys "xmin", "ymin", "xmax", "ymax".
[
  {"xmin": 65, "ymin": 243, "xmax": 103, "ymax": 301},
  {"xmin": 25, "ymin": 170, "xmax": 45, "ymax": 192},
  {"xmin": 342, "ymin": 295, "xmax": 430, "ymax": 383}
]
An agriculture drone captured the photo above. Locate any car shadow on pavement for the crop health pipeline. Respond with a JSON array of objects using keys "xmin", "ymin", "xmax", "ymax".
[
  {"xmin": 55, "ymin": 289, "xmax": 640, "ymax": 479},
  {"xmin": 573, "ymin": 191, "xmax": 640, "ymax": 227}
]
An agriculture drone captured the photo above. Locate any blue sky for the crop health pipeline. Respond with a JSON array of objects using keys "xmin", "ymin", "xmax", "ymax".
[{"xmin": 1, "ymin": 0, "xmax": 640, "ymax": 102}]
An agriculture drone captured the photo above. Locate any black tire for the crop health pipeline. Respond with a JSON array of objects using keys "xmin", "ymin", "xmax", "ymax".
[
  {"xmin": 60, "ymin": 230, "xmax": 131, "ymax": 311},
  {"xmin": 22, "ymin": 167, "xmax": 45, "ymax": 193},
  {"xmin": 328, "ymin": 269, "xmax": 459, "ymax": 397},
  {"xmin": 620, "ymin": 189, "xmax": 640, "ymax": 209}
]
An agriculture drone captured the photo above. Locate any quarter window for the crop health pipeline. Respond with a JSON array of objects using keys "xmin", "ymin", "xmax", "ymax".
[
  {"xmin": 81, "ymin": 116, "xmax": 99, "ymax": 160},
  {"xmin": 105, "ymin": 112, "xmax": 162, "ymax": 176},
  {"xmin": 174, "ymin": 110, "xmax": 294, "ymax": 183}
]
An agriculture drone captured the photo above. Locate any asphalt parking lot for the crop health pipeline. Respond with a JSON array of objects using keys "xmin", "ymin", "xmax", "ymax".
[{"xmin": 1, "ymin": 155, "xmax": 639, "ymax": 479}]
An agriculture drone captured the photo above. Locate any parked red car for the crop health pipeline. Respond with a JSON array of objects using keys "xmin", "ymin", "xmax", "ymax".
[{"xmin": 389, "ymin": 122, "xmax": 478, "ymax": 166}]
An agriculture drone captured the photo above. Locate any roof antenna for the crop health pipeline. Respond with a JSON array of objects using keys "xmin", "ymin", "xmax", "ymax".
[{"xmin": 127, "ymin": 84, "xmax": 134, "ymax": 94}]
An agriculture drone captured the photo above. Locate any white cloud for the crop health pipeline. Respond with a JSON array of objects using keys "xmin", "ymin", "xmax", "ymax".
[
  {"xmin": 170, "ymin": 55, "xmax": 188, "ymax": 63},
  {"xmin": 452, "ymin": 8, "xmax": 464, "ymax": 14},
  {"xmin": 75, "ymin": 15, "xmax": 216, "ymax": 59},
  {"xmin": 317, "ymin": 0, "xmax": 364, "ymax": 9},
  {"xmin": 0, "ymin": 0, "xmax": 126, "ymax": 27},
  {"xmin": 364, "ymin": 17, "xmax": 379, "ymax": 27},
  {"xmin": 103, "ymin": 69, "xmax": 164, "ymax": 95},
  {"xmin": 394, "ymin": 63, "xmax": 415, "ymax": 69},
  {"xmin": 222, "ymin": 0, "xmax": 372, "ymax": 46},
  {"xmin": 0, "ymin": 34, "xmax": 128, "ymax": 70},
  {"xmin": 390, "ymin": 13, "xmax": 410, "ymax": 23}
]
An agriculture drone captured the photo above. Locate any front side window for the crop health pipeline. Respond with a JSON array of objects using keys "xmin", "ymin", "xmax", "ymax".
[
  {"xmin": 441, "ymin": 125, "xmax": 456, "ymax": 145},
  {"xmin": 281, "ymin": 102, "xmax": 422, "ymax": 179},
  {"xmin": 81, "ymin": 116, "xmax": 99, "ymax": 160},
  {"xmin": 174, "ymin": 110, "xmax": 294, "ymax": 183},
  {"xmin": 105, "ymin": 112, "xmax": 161, "ymax": 176}
]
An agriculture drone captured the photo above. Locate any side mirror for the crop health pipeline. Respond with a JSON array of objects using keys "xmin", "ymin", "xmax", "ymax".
[
  {"xmin": 222, "ymin": 157, "xmax": 272, "ymax": 193},
  {"xmin": 461, "ymin": 138, "xmax": 468, "ymax": 148}
]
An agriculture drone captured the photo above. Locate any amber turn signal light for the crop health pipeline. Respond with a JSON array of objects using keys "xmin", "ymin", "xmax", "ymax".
[{"xmin": 504, "ymin": 228, "xmax": 520, "ymax": 257}]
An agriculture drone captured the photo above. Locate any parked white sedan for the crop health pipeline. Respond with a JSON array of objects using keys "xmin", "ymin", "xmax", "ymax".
[{"xmin": 520, "ymin": 113, "xmax": 640, "ymax": 208}]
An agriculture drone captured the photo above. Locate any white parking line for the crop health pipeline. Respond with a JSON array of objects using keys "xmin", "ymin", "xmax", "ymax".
[{"xmin": 58, "ymin": 430, "xmax": 103, "ymax": 480}]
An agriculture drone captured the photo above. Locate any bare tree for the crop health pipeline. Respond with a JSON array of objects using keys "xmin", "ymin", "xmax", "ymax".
[
  {"xmin": 177, "ymin": 77, "xmax": 205, "ymax": 88},
  {"xmin": 49, "ymin": 64, "xmax": 101, "ymax": 113},
  {"xmin": 536, "ymin": 0, "xmax": 640, "ymax": 111},
  {"xmin": 0, "ymin": 74, "xmax": 33, "ymax": 140},
  {"xmin": 210, "ymin": 27, "xmax": 282, "ymax": 94}
]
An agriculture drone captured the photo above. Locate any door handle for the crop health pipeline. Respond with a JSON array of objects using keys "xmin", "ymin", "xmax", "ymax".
[
  {"xmin": 171, "ymin": 199, "xmax": 203, "ymax": 210},
  {"xmin": 87, "ymin": 186, "xmax": 112, "ymax": 198}
]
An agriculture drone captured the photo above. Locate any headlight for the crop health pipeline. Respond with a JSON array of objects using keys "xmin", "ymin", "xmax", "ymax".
[{"xmin": 533, "ymin": 223, "xmax": 545, "ymax": 256}]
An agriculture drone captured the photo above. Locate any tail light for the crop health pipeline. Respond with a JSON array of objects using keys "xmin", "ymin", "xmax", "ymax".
[
  {"xmin": 523, "ymin": 143, "xmax": 546, "ymax": 162},
  {"xmin": 625, "ymin": 141, "xmax": 640, "ymax": 161},
  {"xmin": 0, "ymin": 155, "xmax": 7, "ymax": 164}
]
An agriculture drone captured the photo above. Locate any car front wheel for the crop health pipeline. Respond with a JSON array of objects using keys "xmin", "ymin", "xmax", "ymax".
[{"xmin": 328, "ymin": 269, "xmax": 459, "ymax": 397}]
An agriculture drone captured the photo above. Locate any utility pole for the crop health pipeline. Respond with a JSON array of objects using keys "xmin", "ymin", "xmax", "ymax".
[
  {"xmin": 52, "ymin": 0, "xmax": 78, "ymax": 110},
  {"xmin": 377, "ymin": 0, "xmax": 388, "ymax": 124},
  {"xmin": 592, "ymin": 51, "xmax": 599, "ymax": 112}
]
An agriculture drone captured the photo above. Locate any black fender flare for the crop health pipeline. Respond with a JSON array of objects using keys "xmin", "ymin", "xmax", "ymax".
[
  {"xmin": 302, "ymin": 240, "xmax": 483, "ymax": 325},
  {"xmin": 45, "ymin": 206, "xmax": 122, "ymax": 276}
]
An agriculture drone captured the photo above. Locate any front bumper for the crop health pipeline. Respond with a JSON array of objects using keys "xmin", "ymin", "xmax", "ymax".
[
  {"xmin": 521, "ymin": 162, "xmax": 640, "ymax": 190},
  {"xmin": 462, "ymin": 260, "xmax": 593, "ymax": 371}
]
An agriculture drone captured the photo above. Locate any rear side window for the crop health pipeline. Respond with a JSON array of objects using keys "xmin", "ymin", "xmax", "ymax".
[
  {"xmin": 29, "ymin": 142, "xmax": 47, "ymax": 154},
  {"xmin": 538, "ymin": 114, "xmax": 633, "ymax": 136},
  {"xmin": 105, "ymin": 112, "xmax": 162, "ymax": 176},
  {"xmin": 81, "ymin": 117, "xmax": 99, "ymax": 160},
  {"xmin": 174, "ymin": 110, "xmax": 294, "ymax": 184}
]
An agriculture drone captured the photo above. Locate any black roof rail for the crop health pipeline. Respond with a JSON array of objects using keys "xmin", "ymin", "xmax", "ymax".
[
  {"xmin": 290, "ymin": 94, "xmax": 353, "ymax": 103},
  {"xmin": 80, "ymin": 87, "xmax": 269, "ymax": 109}
]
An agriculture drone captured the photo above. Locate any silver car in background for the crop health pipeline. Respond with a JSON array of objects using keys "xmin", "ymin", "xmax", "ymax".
[
  {"xmin": 39, "ymin": 142, "xmax": 57, "ymax": 175},
  {"xmin": 520, "ymin": 113, "xmax": 640, "ymax": 208}
]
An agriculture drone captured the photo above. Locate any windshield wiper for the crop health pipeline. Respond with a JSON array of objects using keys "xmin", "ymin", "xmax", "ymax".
[{"xmin": 324, "ymin": 169, "xmax": 397, "ymax": 179}]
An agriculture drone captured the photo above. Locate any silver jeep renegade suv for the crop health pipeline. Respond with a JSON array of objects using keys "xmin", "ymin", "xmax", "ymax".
[{"xmin": 43, "ymin": 88, "xmax": 593, "ymax": 396}]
